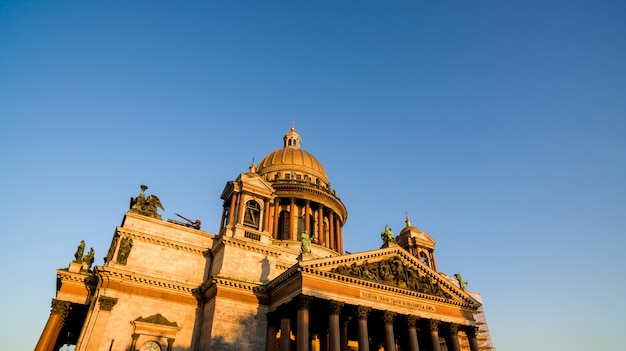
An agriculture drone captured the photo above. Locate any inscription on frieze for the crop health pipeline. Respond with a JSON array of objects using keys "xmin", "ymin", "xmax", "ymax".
[{"xmin": 360, "ymin": 291, "xmax": 436, "ymax": 312}]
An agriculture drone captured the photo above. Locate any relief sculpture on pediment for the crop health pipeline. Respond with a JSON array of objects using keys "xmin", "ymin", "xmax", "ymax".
[{"xmin": 331, "ymin": 257, "xmax": 452, "ymax": 299}]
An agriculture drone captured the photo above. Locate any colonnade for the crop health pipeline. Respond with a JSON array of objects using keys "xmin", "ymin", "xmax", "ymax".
[
  {"xmin": 267, "ymin": 295, "xmax": 480, "ymax": 351},
  {"xmin": 220, "ymin": 192, "xmax": 344, "ymax": 253}
]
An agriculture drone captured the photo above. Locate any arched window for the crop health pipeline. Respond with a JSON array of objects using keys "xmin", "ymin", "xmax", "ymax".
[
  {"xmin": 420, "ymin": 252, "xmax": 430, "ymax": 267},
  {"xmin": 243, "ymin": 200, "xmax": 261, "ymax": 229}
]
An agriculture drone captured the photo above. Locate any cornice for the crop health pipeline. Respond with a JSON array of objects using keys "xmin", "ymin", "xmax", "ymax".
[
  {"xmin": 211, "ymin": 235, "xmax": 282, "ymax": 258},
  {"xmin": 96, "ymin": 266, "xmax": 197, "ymax": 294},
  {"xmin": 116, "ymin": 227, "xmax": 210, "ymax": 255}
]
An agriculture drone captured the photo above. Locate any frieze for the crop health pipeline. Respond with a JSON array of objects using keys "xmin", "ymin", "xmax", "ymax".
[
  {"xmin": 360, "ymin": 292, "xmax": 436, "ymax": 312},
  {"xmin": 331, "ymin": 256, "xmax": 452, "ymax": 299}
]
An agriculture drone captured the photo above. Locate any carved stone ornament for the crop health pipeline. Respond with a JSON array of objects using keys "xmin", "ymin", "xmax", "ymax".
[
  {"xmin": 450, "ymin": 324, "xmax": 458, "ymax": 334},
  {"xmin": 116, "ymin": 237, "xmax": 133, "ymax": 265},
  {"xmin": 329, "ymin": 300, "xmax": 344, "ymax": 314},
  {"xmin": 135, "ymin": 313, "xmax": 178, "ymax": 327},
  {"xmin": 383, "ymin": 311, "xmax": 397, "ymax": 324},
  {"xmin": 129, "ymin": 185, "xmax": 165, "ymax": 220},
  {"xmin": 51, "ymin": 299, "xmax": 71, "ymax": 316},
  {"xmin": 296, "ymin": 295, "xmax": 314, "ymax": 310},
  {"xmin": 407, "ymin": 315, "xmax": 419, "ymax": 327},
  {"xmin": 99, "ymin": 296, "xmax": 118, "ymax": 311},
  {"xmin": 429, "ymin": 319, "xmax": 440, "ymax": 331},
  {"xmin": 357, "ymin": 306, "xmax": 371, "ymax": 319},
  {"xmin": 330, "ymin": 256, "xmax": 452, "ymax": 299}
]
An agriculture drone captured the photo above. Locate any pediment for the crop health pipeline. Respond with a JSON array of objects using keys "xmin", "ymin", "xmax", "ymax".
[
  {"xmin": 237, "ymin": 172, "xmax": 275, "ymax": 193},
  {"xmin": 299, "ymin": 247, "xmax": 479, "ymax": 307}
]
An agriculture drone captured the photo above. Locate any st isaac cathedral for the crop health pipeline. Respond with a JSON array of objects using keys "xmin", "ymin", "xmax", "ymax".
[{"xmin": 35, "ymin": 127, "xmax": 494, "ymax": 351}]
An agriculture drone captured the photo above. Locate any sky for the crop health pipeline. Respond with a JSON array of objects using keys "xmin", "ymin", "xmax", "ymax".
[{"xmin": 1, "ymin": 1, "xmax": 625, "ymax": 350}]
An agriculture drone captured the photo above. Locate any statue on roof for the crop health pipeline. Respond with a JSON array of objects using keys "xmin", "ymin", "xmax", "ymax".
[
  {"xmin": 454, "ymin": 273, "xmax": 468, "ymax": 291},
  {"xmin": 380, "ymin": 224, "xmax": 396, "ymax": 247},
  {"xmin": 83, "ymin": 247, "xmax": 95, "ymax": 267},
  {"xmin": 74, "ymin": 240, "xmax": 85, "ymax": 263},
  {"xmin": 129, "ymin": 185, "xmax": 165, "ymax": 219}
]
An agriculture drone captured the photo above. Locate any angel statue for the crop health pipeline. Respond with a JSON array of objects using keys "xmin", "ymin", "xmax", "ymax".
[{"xmin": 129, "ymin": 185, "xmax": 165, "ymax": 219}]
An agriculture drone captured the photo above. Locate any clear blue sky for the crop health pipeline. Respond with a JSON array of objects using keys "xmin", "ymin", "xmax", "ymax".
[{"xmin": 1, "ymin": 1, "xmax": 625, "ymax": 350}]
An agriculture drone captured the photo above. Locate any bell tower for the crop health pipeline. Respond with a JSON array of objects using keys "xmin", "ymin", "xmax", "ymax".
[{"xmin": 396, "ymin": 213, "xmax": 438, "ymax": 271}]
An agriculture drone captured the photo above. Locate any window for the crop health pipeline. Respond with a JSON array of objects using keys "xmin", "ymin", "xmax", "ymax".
[
  {"xmin": 140, "ymin": 341, "xmax": 161, "ymax": 351},
  {"xmin": 243, "ymin": 200, "xmax": 261, "ymax": 229}
]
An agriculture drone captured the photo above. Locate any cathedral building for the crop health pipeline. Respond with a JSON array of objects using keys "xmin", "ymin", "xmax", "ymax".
[{"xmin": 35, "ymin": 127, "xmax": 494, "ymax": 351}]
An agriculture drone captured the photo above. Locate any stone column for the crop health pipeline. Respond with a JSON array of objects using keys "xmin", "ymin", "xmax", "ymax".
[
  {"xmin": 304, "ymin": 200, "xmax": 311, "ymax": 235},
  {"xmin": 280, "ymin": 317, "xmax": 291, "ymax": 351},
  {"xmin": 336, "ymin": 219, "xmax": 343, "ymax": 254},
  {"xmin": 446, "ymin": 324, "xmax": 460, "ymax": 351},
  {"xmin": 166, "ymin": 338, "xmax": 175, "ymax": 351},
  {"xmin": 406, "ymin": 315, "xmax": 420, "ymax": 351},
  {"xmin": 329, "ymin": 212, "xmax": 335, "ymax": 250},
  {"xmin": 34, "ymin": 299, "xmax": 71, "ymax": 351},
  {"xmin": 328, "ymin": 301, "xmax": 344, "ymax": 351},
  {"xmin": 264, "ymin": 200, "xmax": 272, "ymax": 232},
  {"xmin": 297, "ymin": 295, "xmax": 313, "ymax": 351},
  {"xmin": 219, "ymin": 205, "xmax": 226, "ymax": 233},
  {"xmin": 227, "ymin": 194, "xmax": 237, "ymax": 226},
  {"xmin": 237, "ymin": 193, "xmax": 246, "ymax": 224},
  {"xmin": 429, "ymin": 320, "xmax": 441, "ymax": 351},
  {"xmin": 273, "ymin": 200, "xmax": 281, "ymax": 239},
  {"xmin": 317, "ymin": 204, "xmax": 324, "ymax": 246},
  {"xmin": 340, "ymin": 317, "xmax": 351, "ymax": 351},
  {"xmin": 79, "ymin": 296, "xmax": 118, "ymax": 351},
  {"xmin": 129, "ymin": 333, "xmax": 139, "ymax": 351},
  {"xmin": 466, "ymin": 327, "xmax": 480, "ymax": 351},
  {"xmin": 357, "ymin": 306, "xmax": 371, "ymax": 351},
  {"xmin": 266, "ymin": 312, "xmax": 278, "ymax": 351},
  {"xmin": 383, "ymin": 311, "xmax": 396, "ymax": 351},
  {"xmin": 290, "ymin": 198, "xmax": 297, "ymax": 240}
]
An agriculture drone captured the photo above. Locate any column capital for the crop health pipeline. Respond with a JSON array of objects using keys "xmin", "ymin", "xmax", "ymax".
[
  {"xmin": 465, "ymin": 326, "xmax": 478, "ymax": 337},
  {"xmin": 329, "ymin": 300, "xmax": 344, "ymax": 314},
  {"xmin": 407, "ymin": 315, "xmax": 419, "ymax": 327},
  {"xmin": 132, "ymin": 333, "xmax": 140, "ymax": 341},
  {"xmin": 50, "ymin": 299, "xmax": 71, "ymax": 316},
  {"xmin": 429, "ymin": 319, "xmax": 440, "ymax": 331},
  {"xmin": 357, "ymin": 305, "xmax": 371, "ymax": 319},
  {"xmin": 383, "ymin": 311, "xmax": 397, "ymax": 324},
  {"xmin": 296, "ymin": 294, "xmax": 314, "ymax": 310},
  {"xmin": 98, "ymin": 296, "xmax": 119, "ymax": 311},
  {"xmin": 449, "ymin": 324, "xmax": 459, "ymax": 334}
]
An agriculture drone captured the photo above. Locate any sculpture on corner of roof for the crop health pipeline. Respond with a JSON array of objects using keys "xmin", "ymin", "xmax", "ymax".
[
  {"xmin": 380, "ymin": 224, "xmax": 396, "ymax": 247},
  {"xmin": 129, "ymin": 185, "xmax": 165, "ymax": 220},
  {"xmin": 454, "ymin": 272, "xmax": 468, "ymax": 291},
  {"xmin": 74, "ymin": 240, "xmax": 85, "ymax": 263},
  {"xmin": 83, "ymin": 247, "xmax": 95, "ymax": 268}
]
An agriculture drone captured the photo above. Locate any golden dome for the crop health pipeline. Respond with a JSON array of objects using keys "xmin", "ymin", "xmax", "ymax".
[{"xmin": 256, "ymin": 128, "xmax": 329, "ymax": 185}]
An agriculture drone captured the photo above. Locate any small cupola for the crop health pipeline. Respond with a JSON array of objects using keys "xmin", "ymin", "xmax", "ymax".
[{"xmin": 397, "ymin": 213, "xmax": 438, "ymax": 271}]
